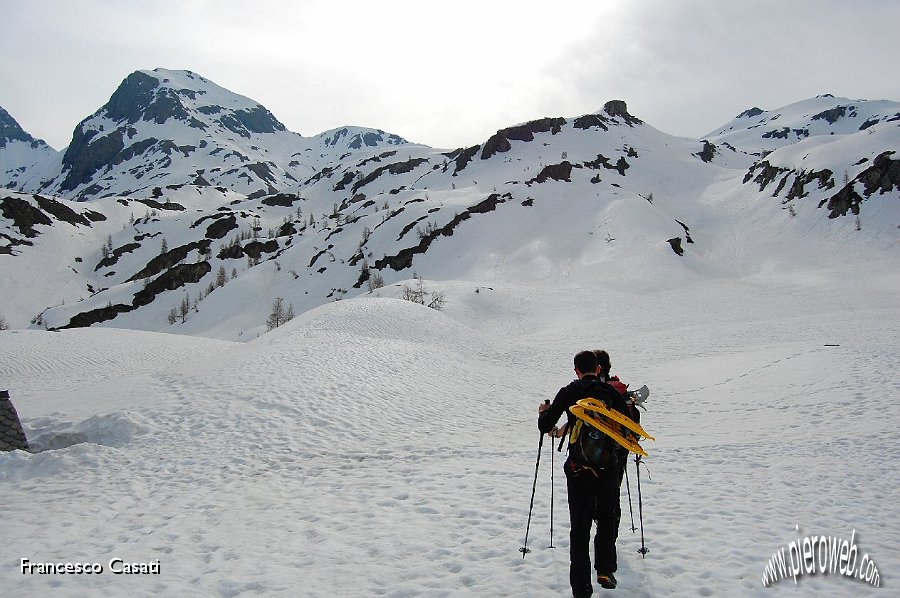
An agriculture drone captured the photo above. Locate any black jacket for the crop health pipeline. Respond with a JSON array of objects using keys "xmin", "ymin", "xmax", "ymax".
[{"xmin": 538, "ymin": 374, "xmax": 630, "ymax": 436}]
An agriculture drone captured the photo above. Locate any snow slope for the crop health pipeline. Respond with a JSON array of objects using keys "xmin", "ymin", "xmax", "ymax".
[{"xmin": 1, "ymin": 259, "xmax": 898, "ymax": 596}]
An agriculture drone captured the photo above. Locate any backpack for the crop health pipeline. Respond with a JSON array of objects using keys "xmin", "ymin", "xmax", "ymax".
[
  {"xmin": 565, "ymin": 381, "xmax": 622, "ymax": 473},
  {"xmin": 568, "ymin": 415, "xmax": 619, "ymax": 473}
]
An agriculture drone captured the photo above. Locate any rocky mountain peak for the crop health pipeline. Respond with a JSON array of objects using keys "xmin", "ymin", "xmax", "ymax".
[
  {"xmin": 98, "ymin": 68, "xmax": 287, "ymax": 136},
  {"xmin": 602, "ymin": 100, "xmax": 642, "ymax": 125},
  {"xmin": 0, "ymin": 105, "xmax": 50, "ymax": 150}
]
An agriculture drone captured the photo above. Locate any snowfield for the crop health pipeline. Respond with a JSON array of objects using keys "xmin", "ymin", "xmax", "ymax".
[{"xmin": 2, "ymin": 262, "xmax": 898, "ymax": 596}]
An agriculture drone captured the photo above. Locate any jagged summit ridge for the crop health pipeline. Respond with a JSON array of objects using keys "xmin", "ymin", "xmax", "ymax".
[
  {"xmin": 10, "ymin": 68, "xmax": 410, "ymax": 201},
  {"xmin": 100, "ymin": 69, "xmax": 287, "ymax": 136},
  {"xmin": 0, "ymin": 105, "xmax": 57, "ymax": 191},
  {"xmin": 1, "ymin": 105, "xmax": 51, "ymax": 150}
]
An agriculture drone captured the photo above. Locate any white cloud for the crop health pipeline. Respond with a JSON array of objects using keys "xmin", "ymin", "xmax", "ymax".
[
  {"xmin": 541, "ymin": 0, "xmax": 900, "ymax": 137},
  {"xmin": 1, "ymin": 0, "xmax": 898, "ymax": 150}
]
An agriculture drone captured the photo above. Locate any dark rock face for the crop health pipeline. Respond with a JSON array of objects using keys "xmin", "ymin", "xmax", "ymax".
[
  {"xmin": 529, "ymin": 161, "xmax": 572, "ymax": 184},
  {"xmin": 101, "ymin": 71, "xmax": 207, "ymax": 130},
  {"xmin": 100, "ymin": 71, "xmax": 161, "ymax": 124},
  {"xmin": 746, "ymin": 152, "xmax": 898, "ymax": 219},
  {"xmin": 205, "ymin": 214, "xmax": 238, "ymax": 239},
  {"xmin": 822, "ymin": 151, "xmax": 900, "ymax": 217},
  {"xmin": 142, "ymin": 89, "xmax": 194, "ymax": 125},
  {"xmin": 62, "ymin": 260, "xmax": 212, "ymax": 329},
  {"xmin": 812, "ymin": 106, "xmax": 851, "ymax": 124},
  {"xmin": 786, "ymin": 169, "xmax": 834, "ymax": 200},
  {"xmin": 573, "ymin": 114, "xmax": 610, "ymax": 131},
  {"xmin": 762, "ymin": 128, "xmax": 790, "ymax": 140},
  {"xmin": 278, "ymin": 221, "xmax": 297, "ymax": 237},
  {"xmin": 132, "ymin": 261, "xmax": 211, "ymax": 307},
  {"xmin": 372, "ymin": 193, "xmax": 511, "ymax": 275},
  {"xmin": 744, "ymin": 160, "xmax": 790, "ymax": 191},
  {"xmin": 695, "ymin": 141, "xmax": 716, "ymax": 163},
  {"xmin": 135, "ymin": 198, "xmax": 185, "ymax": 212},
  {"xmin": 859, "ymin": 151, "xmax": 900, "ymax": 195},
  {"xmin": 128, "ymin": 239, "xmax": 212, "ymax": 282},
  {"xmin": 0, "ymin": 195, "xmax": 106, "ymax": 245},
  {"xmin": 351, "ymin": 131, "xmax": 400, "ymax": 149},
  {"xmin": 323, "ymin": 128, "xmax": 406, "ymax": 148},
  {"xmin": 217, "ymin": 237, "xmax": 279, "ymax": 260},
  {"xmin": 246, "ymin": 162, "xmax": 276, "ymax": 183},
  {"xmin": 667, "ymin": 237, "xmax": 684, "ymax": 256},
  {"xmin": 33, "ymin": 195, "xmax": 92, "ymax": 226},
  {"xmin": 59, "ymin": 127, "xmax": 127, "ymax": 193},
  {"xmin": 243, "ymin": 239, "xmax": 279, "ymax": 259},
  {"xmin": 220, "ymin": 106, "xmax": 285, "ymax": 138},
  {"xmin": 447, "ymin": 145, "xmax": 480, "ymax": 175},
  {"xmin": 351, "ymin": 158, "xmax": 429, "ymax": 193},
  {"xmin": 603, "ymin": 101, "xmax": 642, "ymax": 125},
  {"xmin": 481, "ymin": 118, "xmax": 567, "ymax": 160},
  {"xmin": 0, "ymin": 196, "xmax": 52, "ymax": 238},
  {"xmin": 762, "ymin": 128, "xmax": 809, "ymax": 141},
  {"xmin": 581, "ymin": 154, "xmax": 629, "ymax": 176},
  {"xmin": 0, "ymin": 390, "xmax": 30, "ymax": 452},
  {"xmin": 859, "ymin": 117, "xmax": 880, "ymax": 131},
  {"xmin": 676, "ymin": 220, "xmax": 694, "ymax": 244},
  {"xmin": 333, "ymin": 170, "xmax": 357, "ymax": 191},
  {"xmin": 62, "ymin": 302, "xmax": 133, "ymax": 328},
  {"xmin": 95, "ymin": 242, "xmax": 141, "ymax": 270},
  {"xmin": 737, "ymin": 107, "xmax": 765, "ymax": 119}
]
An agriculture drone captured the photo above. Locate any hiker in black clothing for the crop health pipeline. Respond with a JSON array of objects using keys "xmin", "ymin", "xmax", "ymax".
[
  {"xmin": 593, "ymin": 350, "xmax": 640, "ymax": 569},
  {"xmin": 538, "ymin": 351, "xmax": 633, "ymax": 596}
]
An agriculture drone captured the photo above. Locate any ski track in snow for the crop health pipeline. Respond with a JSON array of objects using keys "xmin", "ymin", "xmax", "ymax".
[{"xmin": 1, "ymin": 286, "xmax": 899, "ymax": 597}]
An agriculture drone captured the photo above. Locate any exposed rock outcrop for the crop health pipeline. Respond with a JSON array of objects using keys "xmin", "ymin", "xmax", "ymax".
[
  {"xmin": 481, "ymin": 118, "xmax": 567, "ymax": 160},
  {"xmin": 603, "ymin": 100, "xmax": 642, "ymax": 125}
]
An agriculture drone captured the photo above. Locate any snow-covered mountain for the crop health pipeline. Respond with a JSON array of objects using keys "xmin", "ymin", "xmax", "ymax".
[
  {"xmin": 9, "ymin": 69, "xmax": 407, "ymax": 200},
  {"xmin": 718, "ymin": 97, "xmax": 900, "ymax": 219},
  {"xmin": 704, "ymin": 94, "xmax": 900, "ymax": 157},
  {"xmin": 0, "ymin": 105, "xmax": 57, "ymax": 191},
  {"xmin": 1, "ymin": 75, "xmax": 898, "ymax": 340}
]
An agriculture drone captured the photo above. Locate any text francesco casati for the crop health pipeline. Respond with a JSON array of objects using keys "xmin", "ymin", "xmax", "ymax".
[{"xmin": 21, "ymin": 558, "xmax": 161, "ymax": 575}]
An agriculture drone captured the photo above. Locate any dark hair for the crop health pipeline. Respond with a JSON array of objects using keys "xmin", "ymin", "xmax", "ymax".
[
  {"xmin": 574, "ymin": 350, "xmax": 598, "ymax": 375},
  {"xmin": 594, "ymin": 350, "xmax": 611, "ymax": 374}
]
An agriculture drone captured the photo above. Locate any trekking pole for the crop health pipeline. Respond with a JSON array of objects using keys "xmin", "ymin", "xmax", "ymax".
[
  {"xmin": 520, "ymin": 400, "xmax": 550, "ymax": 558},
  {"xmin": 548, "ymin": 429, "xmax": 555, "ymax": 549},
  {"xmin": 635, "ymin": 455, "xmax": 649, "ymax": 556},
  {"xmin": 624, "ymin": 459, "xmax": 637, "ymax": 533}
]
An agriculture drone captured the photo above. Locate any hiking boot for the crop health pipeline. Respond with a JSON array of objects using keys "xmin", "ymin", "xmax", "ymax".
[{"xmin": 597, "ymin": 571, "xmax": 617, "ymax": 589}]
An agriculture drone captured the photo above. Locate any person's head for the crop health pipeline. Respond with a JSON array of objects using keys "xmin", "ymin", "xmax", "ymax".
[
  {"xmin": 573, "ymin": 350, "xmax": 598, "ymax": 378},
  {"xmin": 594, "ymin": 350, "xmax": 611, "ymax": 376}
]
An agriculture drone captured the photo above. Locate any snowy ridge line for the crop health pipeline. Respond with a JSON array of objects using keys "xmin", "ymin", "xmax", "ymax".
[{"xmin": 2, "ymin": 87, "xmax": 899, "ymax": 339}]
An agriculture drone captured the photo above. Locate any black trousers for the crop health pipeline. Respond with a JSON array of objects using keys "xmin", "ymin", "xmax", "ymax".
[{"xmin": 565, "ymin": 462, "xmax": 621, "ymax": 597}]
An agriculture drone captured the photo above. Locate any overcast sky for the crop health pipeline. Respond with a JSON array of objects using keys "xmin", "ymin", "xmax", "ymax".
[{"xmin": 3, "ymin": 0, "xmax": 899, "ymax": 150}]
